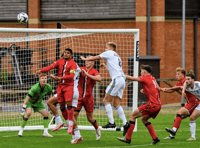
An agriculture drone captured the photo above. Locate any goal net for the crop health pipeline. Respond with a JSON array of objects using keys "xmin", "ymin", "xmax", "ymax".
[{"xmin": 0, "ymin": 28, "xmax": 139, "ymax": 131}]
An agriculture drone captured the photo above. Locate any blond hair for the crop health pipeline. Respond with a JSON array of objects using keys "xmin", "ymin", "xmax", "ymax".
[
  {"xmin": 176, "ymin": 67, "xmax": 186, "ymax": 76},
  {"xmin": 107, "ymin": 42, "xmax": 116, "ymax": 51}
]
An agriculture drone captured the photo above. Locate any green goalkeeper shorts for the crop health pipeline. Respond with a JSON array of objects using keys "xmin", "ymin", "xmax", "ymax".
[{"xmin": 26, "ymin": 101, "xmax": 46, "ymax": 113}]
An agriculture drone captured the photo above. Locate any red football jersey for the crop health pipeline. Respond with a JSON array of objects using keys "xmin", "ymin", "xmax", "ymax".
[
  {"xmin": 175, "ymin": 78, "xmax": 198, "ymax": 103},
  {"xmin": 78, "ymin": 67, "xmax": 99, "ymax": 99},
  {"xmin": 139, "ymin": 74, "xmax": 161, "ymax": 104},
  {"xmin": 40, "ymin": 58, "xmax": 77, "ymax": 85}
]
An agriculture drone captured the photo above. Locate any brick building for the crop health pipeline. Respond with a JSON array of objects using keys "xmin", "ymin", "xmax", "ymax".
[{"xmin": 0, "ymin": 0, "xmax": 199, "ymax": 105}]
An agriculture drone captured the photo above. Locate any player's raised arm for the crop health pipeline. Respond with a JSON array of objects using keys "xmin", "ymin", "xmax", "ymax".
[
  {"xmin": 82, "ymin": 69, "xmax": 101, "ymax": 82},
  {"xmin": 125, "ymin": 74, "xmax": 140, "ymax": 82},
  {"xmin": 80, "ymin": 55, "xmax": 101, "ymax": 61},
  {"xmin": 35, "ymin": 60, "xmax": 59, "ymax": 77}
]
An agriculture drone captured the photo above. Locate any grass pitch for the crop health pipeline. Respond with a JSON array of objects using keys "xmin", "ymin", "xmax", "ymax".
[{"xmin": 1, "ymin": 114, "xmax": 200, "ymax": 148}]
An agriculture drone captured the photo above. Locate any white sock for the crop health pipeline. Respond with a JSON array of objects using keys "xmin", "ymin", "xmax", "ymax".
[
  {"xmin": 18, "ymin": 128, "xmax": 24, "ymax": 135},
  {"xmin": 66, "ymin": 119, "xmax": 69, "ymax": 125},
  {"xmin": 68, "ymin": 121, "xmax": 73, "ymax": 126},
  {"xmin": 105, "ymin": 103, "xmax": 114, "ymax": 124},
  {"xmin": 44, "ymin": 128, "xmax": 48, "ymax": 134},
  {"xmin": 172, "ymin": 127, "xmax": 177, "ymax": 132},
  {"xmin": 190, "ymin": 121, "xmax": 196, "ymax": 139},
  {"xmin": 55, "ymin": 114, "xmax": 62, "ymax": 124},
  {"xmin": 116, "ymin": 105, "xmax": 127, "ymax": 125},
  {"xmin": 74, "ymin": 128, "xmax": 81, "ymax": 138}
]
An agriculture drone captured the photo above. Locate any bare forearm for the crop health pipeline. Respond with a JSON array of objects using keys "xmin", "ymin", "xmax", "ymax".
[
  {"xmin": 125, "ymin": 75, "xmax": 140, "ymax": 81},
  {"xmin": 86, "ymin": 74, "xmax": 101, "ymax": 82},
  {"xmin": 24, "ymin": 96, "xmax": 31, "ymax": 105}
]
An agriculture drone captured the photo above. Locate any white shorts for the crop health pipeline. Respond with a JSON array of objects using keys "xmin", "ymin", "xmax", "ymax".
[
  {"xmin": 53, "ymin": 89, "xmax": 79, "ymax": 108},
  {"xmin": 195, "ymin": 104, "xmax": 200, "ymax": 111},
  {"xmin": 106, "ymin": 76, "xmax": 125, "ymax": 99}
]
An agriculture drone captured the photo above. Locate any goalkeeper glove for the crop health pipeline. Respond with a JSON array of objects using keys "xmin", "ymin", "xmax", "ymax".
[{"xmin": 20, "ymin": 104, "xmax": 26, "ymax": 117}]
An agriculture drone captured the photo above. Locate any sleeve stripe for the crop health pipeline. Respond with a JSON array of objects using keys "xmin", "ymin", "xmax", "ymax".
[{"xmin": 70, "ymin": 70, "xmax": 76, "ymax": 74}]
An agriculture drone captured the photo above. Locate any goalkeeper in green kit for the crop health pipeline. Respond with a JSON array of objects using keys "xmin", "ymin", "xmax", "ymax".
[{"xmin": 18, "ymin": 73, "xmax": 53, "ymax": 137}]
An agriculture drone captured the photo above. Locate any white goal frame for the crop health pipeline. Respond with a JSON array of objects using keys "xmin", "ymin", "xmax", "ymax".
[{"xmin": 0, "ymin": 28, "xmax": 139, "ymax": 132}]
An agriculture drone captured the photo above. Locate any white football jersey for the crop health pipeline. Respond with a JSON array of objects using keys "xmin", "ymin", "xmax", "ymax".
[
  {"xmin": 74, "ymin": 64, "xmax": 81, "ymax": 92},
  {"xmin": 186, "ymin": 81, "xmax": 200, "ymax": 100},
  {"xmin": 99, "ymin": 50, "xmax": 125, "ymax": 79}
]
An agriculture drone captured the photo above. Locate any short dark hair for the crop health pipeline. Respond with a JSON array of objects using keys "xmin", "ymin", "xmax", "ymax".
[
  {"xmin": 65, "ymin": 48, "xmax": 73, "ymax": 55},
  {"xmin": 186, "ymin": 73, "xmax": 195, "ymax": 79},
  {"xmin": 140, "ymin": 65, "xmax": 152, "ymax": 74}
]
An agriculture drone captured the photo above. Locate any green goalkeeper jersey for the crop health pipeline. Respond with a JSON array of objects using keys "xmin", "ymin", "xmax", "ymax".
[{"xmin": 27, "ymin": 82, "xmax": 52, "ymax": 104}]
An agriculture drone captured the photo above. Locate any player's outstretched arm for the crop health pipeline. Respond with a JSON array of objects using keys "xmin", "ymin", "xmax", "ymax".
[
  {"xmin": 82, "ymin": 69, "xmax": 101, "ymax": 82},
  {"xmin": 125, "ymin": 74, "xmax": 140, "ymax": 82},
  {"xmin": 182, "ymin": 82, "xmax": 187, "ymax": 98},
  {"xmin": 80, "ymin": 55, "xmax": 101, "ymax": 61},
  {"xmin": 160, "ymin": 86, "xmax": 182, "ymax": 93}
]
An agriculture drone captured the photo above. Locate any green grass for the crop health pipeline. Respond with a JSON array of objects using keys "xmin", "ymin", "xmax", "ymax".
[{"xmin": 1, "ymin": 114, "xmax": 200, "ymax": 148}]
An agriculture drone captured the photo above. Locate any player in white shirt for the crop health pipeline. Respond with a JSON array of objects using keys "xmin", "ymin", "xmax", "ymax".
[
  {"xmin": 80, "ymin": 42, "xmax": 129, "ymax": 135},
  {"xmin": 182, "ymin": 72, "xmax": 200, "ymax": 141}
]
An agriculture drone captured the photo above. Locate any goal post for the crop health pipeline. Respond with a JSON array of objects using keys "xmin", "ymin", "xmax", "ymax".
[{"xmin": 0, "ymin": 28, "xmax": 139, "ymax": 132}]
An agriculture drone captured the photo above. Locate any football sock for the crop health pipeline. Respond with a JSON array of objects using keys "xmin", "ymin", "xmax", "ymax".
[
  {"xmin": 21, "ymin": 117, "xmax": 28, "ymax": 128},
  {"xmin": 55, "ymin": 114, "xmax": 63, "ymax": 124},
  {"xmin": 43, "ymin": 117, "xmax": 49, "ymax": 128},
  {"xmin": 72, "ymin": 130, "xmax": 75, "ymax": 135},
  {"xmin": 172, "ymin": 114, "xmax": 182, "ymax": 132},
  {"xmin": 145, "ymin": 122, "xmax": 157, "ymax": 140},
  {"xmin": 92, "ymin": 120, "xmax": 98, "ymax": 130},
  {"xmin": 44, "ymin": 128, "xmax": 48, "ymax": 134},
  {"xmin": 105, "ymin": 103, "xmax": 114, "ymax": 124},
  {"xmin": 126, "ymin": 121, "xmax": 135, "ymax": 140},
  {"xmin": 67, "ymin": 107, "xmax": 74, "ymax": 125},
  {"xmin": 116, "ymin": 105, "xmax": 127, "ymax": 125},
  {"xmin": 74, "ymin": 128, "xmax": 81, "ymax": 137},
  {"xmin": 61, "ymin": 108, "xmax": 68, "ymax": 121},
  {"xmin": 190, "ymin": 121, "xmax": 196, "ymax": 139}
]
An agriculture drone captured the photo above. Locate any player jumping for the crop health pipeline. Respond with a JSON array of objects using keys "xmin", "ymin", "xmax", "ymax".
[
  {"xmin": 73, "ymin": 55, "xmax": 101, "ymax": 143},
  {"xmin": 80, "ymin": 42, "xmax": 129, "ymax": 135},
  {"xmin": 35, "ymin": 48, "xmax": 77, "ymax": 134}
]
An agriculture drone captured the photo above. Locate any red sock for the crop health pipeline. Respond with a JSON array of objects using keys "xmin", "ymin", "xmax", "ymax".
[
  {"xmin": 72, "ymin": 130, "xmax": 75, "ymax": 135},
  {"xmin": 61, "ymin": 109, "xmax": 68, "ymax": 120},
  {"xmin": 126, "ymin": 121, "xmax": 135, "ymax": 140},
  {"xmin": 67, "ymin": 108, "xmax": 74, "ymax": 122},
  {"xmin": 92, "ymin": 120, "xmax": 98, "ymax": 129},
  {"xmin": 146, "ymin": 123, "xmax": 157, "ymax": 140},
  {"xmin": 173, "ymin": 115, "xmax": 182, "ymax": 130}
]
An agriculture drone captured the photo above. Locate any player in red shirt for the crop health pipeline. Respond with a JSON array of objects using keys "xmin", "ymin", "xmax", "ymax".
[
  {"xmin": 117, "ymin": 65, "xmax": 161, "ymax": 145},
  {"xmin": 35, "ymin": 48, "xmax": 77, "ymax": 134},
  {"xmin": 159, "ymin": 67, "xmax": 199, "ymax": 139},
  {"xmin": 72, "ymin": 56, "xmax": 102, "ymax": 143}
]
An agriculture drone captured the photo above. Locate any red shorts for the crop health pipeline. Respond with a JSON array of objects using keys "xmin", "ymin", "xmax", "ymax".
[
  {"xmin": 184, "ymin": 101, "xmax": 199, "ymax": 115},
  {"xmin": 57, "ymin": 84, "xmax": 73, "ymax": 103},
  {"xmin": 75, "ymin": 97, "xmax": 94, "ymax": 113},
  {"xmin": 138, "ymin": 102, "xmax": 161, "ymax": 119}
]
